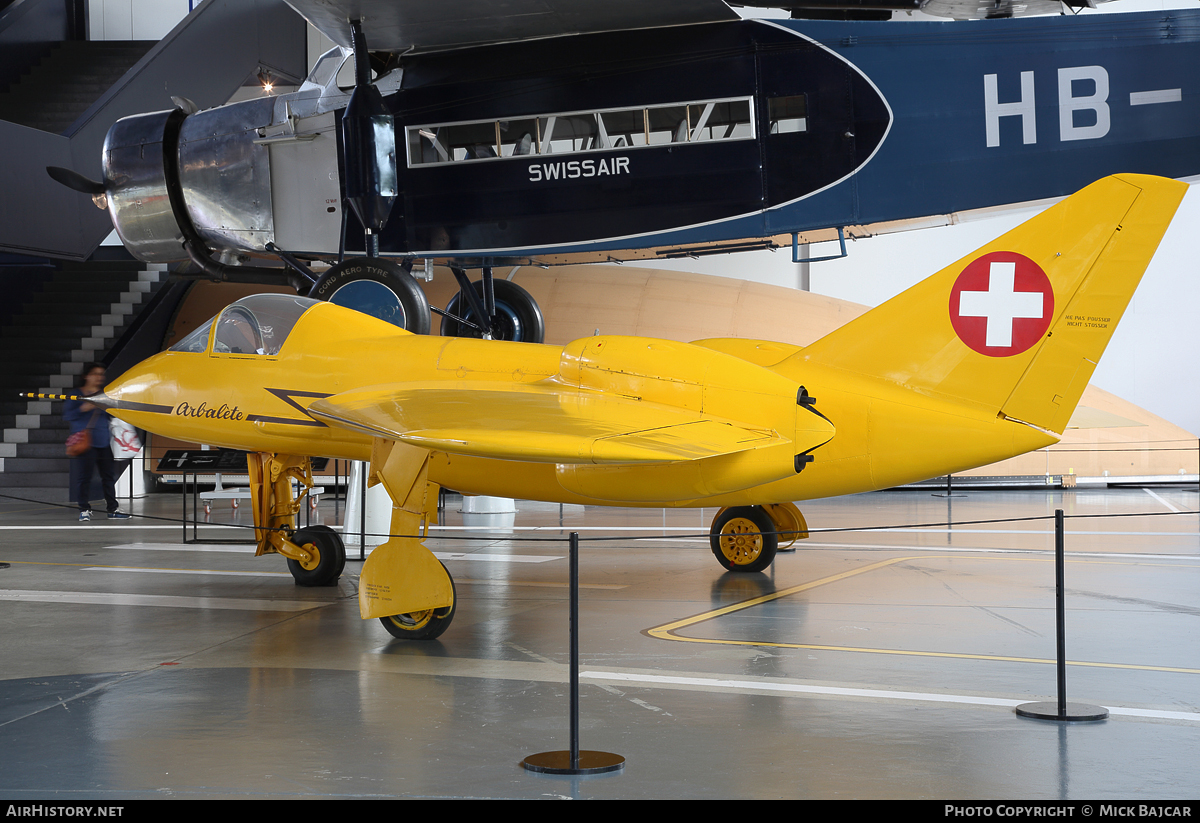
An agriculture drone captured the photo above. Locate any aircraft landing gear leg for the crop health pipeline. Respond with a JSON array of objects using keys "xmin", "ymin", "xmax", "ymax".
[
  {"xmin": 363, "ymin": 506, "xmax": 455, "ymax": 640},
  {"xmin": 762, "ymin": 502, "xmax": 808, "ymax": 554},
  {"xmin": 710, "ymin": 506, "xmax": 779, "ymax": 573},
  {"xmin": 442, "ymin": 265, "xmax": 545, "ymax": 343},
  {"xmin": 247, "ymin": 453, "xmax": 345, "ymax": 587},
  {"xmin": 361, "ymin": 440, "xmax": 455, "ymax": 639}
]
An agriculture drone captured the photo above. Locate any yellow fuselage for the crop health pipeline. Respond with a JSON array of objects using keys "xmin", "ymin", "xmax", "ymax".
[{"xmin": 106, "ymin": 308, "xmax": 1055, "ymax": 509}]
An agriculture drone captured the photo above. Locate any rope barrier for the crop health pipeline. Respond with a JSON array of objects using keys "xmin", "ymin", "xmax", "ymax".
[{"xmin": 2, "ymin": 491, "xmax": 1197, "ymax": 545}]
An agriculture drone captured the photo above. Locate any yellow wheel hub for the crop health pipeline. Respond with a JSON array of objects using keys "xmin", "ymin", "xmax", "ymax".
[
  {"xmin": 718, "ymin": 517, "xmax": 764, "ymax": 566},
  {"xmin": 296, "ymin": 542, "xmax": 321, "ymax": 571},
  {"xmin": 385, "ymin": 610, "xmax": 434, "ymax": 632}
]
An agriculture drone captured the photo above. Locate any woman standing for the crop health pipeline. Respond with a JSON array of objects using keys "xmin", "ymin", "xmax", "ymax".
[{"xmin": 63, "ymin": 363, "xmax": 130, "ymax": 522}]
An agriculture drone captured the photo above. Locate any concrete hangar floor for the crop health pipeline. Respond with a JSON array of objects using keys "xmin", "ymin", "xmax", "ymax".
[{"xmin": 0, "ymin": 486, "xmax": 1197, "ymax": 800}]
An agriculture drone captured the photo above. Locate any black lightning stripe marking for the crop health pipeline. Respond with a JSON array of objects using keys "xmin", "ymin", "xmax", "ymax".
[
  {"xmin": 112, "ymin": 399, "xmax": 175, "ymax": 414},
  {"xmin": 246, "ymin": 388, "xmax": 335, "ymax": 427}
]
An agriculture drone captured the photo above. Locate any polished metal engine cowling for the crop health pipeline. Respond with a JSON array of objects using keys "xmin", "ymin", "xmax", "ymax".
[
  {"xmin": 178, "ymin": 97, "xmax": 277, "ymax": 255},
  {"xmin": 102, "ymin": 109, "xmax": 188, "ymax": 262}
]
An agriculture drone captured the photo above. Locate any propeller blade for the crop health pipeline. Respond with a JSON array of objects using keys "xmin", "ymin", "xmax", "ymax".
[{"xmin": 46, "ymin": 166, "xmax": 106, "ymax": 194}]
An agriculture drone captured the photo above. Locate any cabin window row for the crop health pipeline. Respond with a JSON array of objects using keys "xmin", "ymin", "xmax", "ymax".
[{"xmin": 405, "ymin": 97, "xmax": 788, "ymax": 167}]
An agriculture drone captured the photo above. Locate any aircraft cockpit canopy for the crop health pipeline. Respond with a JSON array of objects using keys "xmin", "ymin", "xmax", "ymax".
[{"xmin": 169, "ymin": 295, "xmax": 322, "ymax": 356}]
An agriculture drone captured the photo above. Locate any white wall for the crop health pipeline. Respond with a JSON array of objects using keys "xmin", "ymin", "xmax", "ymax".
[
  {"xmin": 89, "ymin": 2, "xmax": 338, "ymax": 78},
  {"xmin": 88, "ymin": 0, "xmax": 191, "ymax": 41}
]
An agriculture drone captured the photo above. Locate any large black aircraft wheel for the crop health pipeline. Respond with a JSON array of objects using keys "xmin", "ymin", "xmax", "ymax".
[
  {"xmin": 287, "ymin": 525, "xmax": 346, "ymax": 587},
  {"xmin": 304, "ymin": 524, "xmax": 346, "ymax": 577},
  {"xmin": 710, "ymin": 506, "xmax": 778, "ymax": 573},
  {"xmin": 379, "ymin": 563, "xmax": 456, "ymax": 640},
  {"xmin": 310, "ymin": 258, "xmax": 432, "ymax": 334},
  {"xmin": 440, "ymin": 279, "xmax": 544, "ymax": 343}
]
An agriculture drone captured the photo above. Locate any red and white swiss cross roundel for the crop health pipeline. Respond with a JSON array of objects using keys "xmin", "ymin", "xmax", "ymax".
[{"xmin": 949, "ymin": 251, "xmax": 1054, "ymax": 357}]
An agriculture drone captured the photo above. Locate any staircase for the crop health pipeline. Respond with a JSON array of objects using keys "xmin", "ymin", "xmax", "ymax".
[
  {"xmin": 0, "ymin": 0, "xmax": 308, "ymax": 259},
  {"xmin": 0, "ymin": 261, "xmax": 167, "ymax": 501},
  {"xmin": 0, "ymin": 40, "xmax": 155, "ymax": 134}
]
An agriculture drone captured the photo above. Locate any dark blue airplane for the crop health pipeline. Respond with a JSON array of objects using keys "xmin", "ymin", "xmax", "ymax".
[{"xmin": 50, "ymin": 1, "xmax": 1200, "ymax": 342}]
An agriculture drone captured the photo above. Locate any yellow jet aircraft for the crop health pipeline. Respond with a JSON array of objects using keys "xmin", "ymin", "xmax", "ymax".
[{"xmin": 45, "ymin": 174, "xmax": 1185, "ymax": 641}]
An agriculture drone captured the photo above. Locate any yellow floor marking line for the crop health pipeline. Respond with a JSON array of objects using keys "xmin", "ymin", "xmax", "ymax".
[{"xmin": 647, "ymin": 555, "xmax": 1200, "ymax": 675}]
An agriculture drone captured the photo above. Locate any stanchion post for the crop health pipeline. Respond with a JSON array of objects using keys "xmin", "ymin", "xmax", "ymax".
[
  {"xmin": 522, "ymin": 532, "xmax": 624, "ymax": 775},
  {"xmin": 359, "ymin": 460, "xmax": 367, "ymax": 562},
  {"xmin": 1055, "ymin": 508, "xmax": 1067, "ymax": 716},
  {"xmin": 1016, "ymin": 509, "xmax": 1107, "ymax": 722},
  {"xmin": 191, "ymin": 471, "xmax": 198, "ymax": 542},
  {"xmin": 181, "ymin": 470, "xmax": 187, "ymax": 544},
  {"xmin": 933, "ymin": 473, "xmax": 964, "ymax": 498},
  {"xmin": 569, "ymin": 531, "xmax": 580, "ymax": 770}
]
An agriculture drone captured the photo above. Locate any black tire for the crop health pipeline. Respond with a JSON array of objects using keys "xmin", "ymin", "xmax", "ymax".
[
  {"xmin": 440, "ymin": 279, "xmax": 544, "ymax": 343},
  {"xmin": 379, "ymin": 563, "xmax": 456, "ymax": 641},
  {"xmin": 305, "ymin": 524, "xmax": 346, "ymax": 578},
  {"xmin": 710, "ymin": 506, "xmax": 778, "ymax": 573},
  {"xmin": 310, "ymin": 258, "xmax": 432, "ymax": 334},
  {"xmin": 287, "ymin": 525, "xmax": 346, "ymax": 587}
]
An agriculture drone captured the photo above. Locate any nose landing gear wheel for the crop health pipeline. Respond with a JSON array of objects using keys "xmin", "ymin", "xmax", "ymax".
[
  {"xmin": 710, "ymin": 506, "xmax": 778, "ymax": 573},
  {"xmin": 287, "ymin": 525, "xmax": 346, "ymax": 587},
  {"xmin": 379, "ymin": 563, "xmax": 456, "ymax": 640}
]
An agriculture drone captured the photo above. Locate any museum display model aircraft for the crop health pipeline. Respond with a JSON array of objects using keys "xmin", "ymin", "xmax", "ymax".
[
  {"xmin": 27, "ymin": 174, "xmax": 1181, "ymax": 641},
  {"xmin": 48, "ymin": 2, "xmax": 1200, "ymax": 344}
]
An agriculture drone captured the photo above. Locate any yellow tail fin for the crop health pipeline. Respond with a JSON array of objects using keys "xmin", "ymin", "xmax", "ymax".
[{"xmin": 796, "ymin": 174, "xmax": 1186, "ymax": 434}]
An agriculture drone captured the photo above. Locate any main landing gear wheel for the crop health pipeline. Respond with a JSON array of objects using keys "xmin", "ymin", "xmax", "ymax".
[
  {"xmin": 287, "ymin": 525, "xmax": 346, "ymax": 587},
  {"xmin": 440, "ymin": 279, "xmax": 545, "ymax": 343},
  {"xmin": 379, "ymin": 563, "xmax": 456, "ymax": 641},
  {"xmin": 710, "ymin": 506, "xmax": 778, "ymax": 573},
  {"xmin": 309, "ymin": 258, "xmax": 432, "ymax": 334}
]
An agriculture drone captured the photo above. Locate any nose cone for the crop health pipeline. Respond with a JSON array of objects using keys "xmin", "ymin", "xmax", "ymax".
[
  {"xmin": 102, "ymin": 356, "xmax": 176, "ymax": 425},
  {"xmin": 103, "ymin": 361, "xmax": 146, "ymax": 404}
]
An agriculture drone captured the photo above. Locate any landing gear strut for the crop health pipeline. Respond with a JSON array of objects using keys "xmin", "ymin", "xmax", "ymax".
[
  {"xmin": 246, "ymin": 453, "xmax": 346, "ymax": 587},
  {"xmin": 439, "ymin": 264, "xmax": 545, "ymax": 343},
  {"xmin": 358, "ymin": 441, "xmax": 456, "ymax": 640}
]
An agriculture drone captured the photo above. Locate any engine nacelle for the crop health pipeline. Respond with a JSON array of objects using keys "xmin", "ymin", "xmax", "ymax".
[
  {"xmin": 102, "ymin": 109, "xmax": 188, "ymax": 262},
  {"xmin": 102, "ymin": 94, "xmax": 345, "ymax": 264},
  {"xmin": 177, "ymin": 96, "xmax": 279, "ymax": 258}
]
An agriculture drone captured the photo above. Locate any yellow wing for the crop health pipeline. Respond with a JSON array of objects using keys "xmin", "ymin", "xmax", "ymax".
[{"xmin": 307, "ymin": 380, "xmax": 830, "ymax": 465}]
